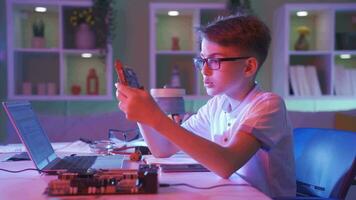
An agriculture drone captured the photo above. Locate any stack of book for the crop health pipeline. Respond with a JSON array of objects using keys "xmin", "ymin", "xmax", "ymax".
[
  {"xmin": 334, "ymin": 65, "xmax": 356, "ymax": 96},
  {"xmin": 289, "ymin": 65, "xmax": 322, "ymax": 96}
]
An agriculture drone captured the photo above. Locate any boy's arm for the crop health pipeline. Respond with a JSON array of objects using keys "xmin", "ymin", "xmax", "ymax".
[
  {"xmin": 152, "ymin": 115, "xmax": 261, "ymax": 178},
  {"xmin": 137, "ymin": 122, "xmax": 180, "ymax": 157}
]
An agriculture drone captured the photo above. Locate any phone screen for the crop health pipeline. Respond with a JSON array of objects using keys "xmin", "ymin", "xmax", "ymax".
[{"xmin": 115, "ymin": 59, "xmax": 141, "ymax": 88}]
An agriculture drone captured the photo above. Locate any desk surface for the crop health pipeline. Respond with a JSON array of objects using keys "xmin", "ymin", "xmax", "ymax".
[{"xmin": 0, "ymin": 142, "xmax": 271, "ymax": 200}]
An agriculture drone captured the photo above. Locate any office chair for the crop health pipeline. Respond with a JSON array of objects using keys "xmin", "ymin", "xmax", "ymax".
[{"xmin": 293, "ymin": 128, "xmax": 356, "ymax": 199}]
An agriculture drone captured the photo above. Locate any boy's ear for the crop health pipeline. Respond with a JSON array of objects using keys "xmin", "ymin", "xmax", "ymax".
[{"xmin": 244, "ymin": 57, "xmax": 258, "ymax": 77}]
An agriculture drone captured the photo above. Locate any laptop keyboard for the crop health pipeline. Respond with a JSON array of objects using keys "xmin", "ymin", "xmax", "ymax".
[{"xmin": 53, "ymin": 156, "xmax": 97, "ymax": 171}]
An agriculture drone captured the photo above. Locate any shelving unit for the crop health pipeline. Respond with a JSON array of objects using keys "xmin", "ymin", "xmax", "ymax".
[
  {"xmin": 149, "ymin": 3, "xmax": 227, "ymax": 97},
  {"xmin": 272, "ymin": 3, "xmax": 356, "ymax": 110},
  {"xmin": 6, "ymin": 0, "xmax": 113, "ymax": 100}
]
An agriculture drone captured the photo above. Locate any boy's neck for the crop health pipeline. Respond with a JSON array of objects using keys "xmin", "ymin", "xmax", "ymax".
[{"xmin": 227, "ymin": 81, "xmax": 256, "ymax": 102}]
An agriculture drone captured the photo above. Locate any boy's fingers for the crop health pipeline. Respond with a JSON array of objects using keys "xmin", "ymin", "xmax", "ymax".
[
  {"xmin": 117, "ymin": 83, "xmax": 135, "ymax": 97},
  {"xmin": 115, "ymin": 90, "xmax": 119, "ymax": 98},
  {"xmin": 117, "ymin": 92, "xmax": 127, "ymax": 101},
  {"xmin": 118, "ymin": 101, "xmax": 127, "ymax": 112},
  {"xmin": 116, "ymin": 87, "xmax": 128, "ymax": 99},
  {"xmin": 118, "ymin": 83, "xmax": 145, "ymax": 98}
]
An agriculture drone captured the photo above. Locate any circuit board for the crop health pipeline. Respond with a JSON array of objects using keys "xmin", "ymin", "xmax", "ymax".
[{"xmin": 45, "ymin": 164, "xmax": 158, "ymax": 196}]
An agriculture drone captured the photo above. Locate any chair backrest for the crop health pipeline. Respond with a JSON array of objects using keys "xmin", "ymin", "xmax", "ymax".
[{"xmin": 294, "ymin": 128, "xmax": 356, "ymax": 199}]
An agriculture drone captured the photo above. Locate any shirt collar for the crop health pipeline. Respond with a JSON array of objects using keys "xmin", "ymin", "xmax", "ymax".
[{"xmin": 222, "ymin": 82, "xmax": 260, "ymax": 113}]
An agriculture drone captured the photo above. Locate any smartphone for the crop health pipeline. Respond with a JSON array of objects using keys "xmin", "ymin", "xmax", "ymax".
[
  {"xmin": 115, "ymin": 59, "xmax": 141, "ymax": 88},
  {"xmin": 115, "ymin": 59, "xmax": 128, "ymax": 85}
]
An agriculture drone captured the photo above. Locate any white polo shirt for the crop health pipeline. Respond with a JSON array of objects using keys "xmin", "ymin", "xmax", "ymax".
[{"xmin": 182, "ymin": 84, "xmax": 296, "ymax": 197}]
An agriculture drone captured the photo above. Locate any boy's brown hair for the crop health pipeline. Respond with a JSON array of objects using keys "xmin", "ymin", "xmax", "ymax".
[{"xmin": 198, "ymin": 13, "xmax": 271, "ymax": 68}]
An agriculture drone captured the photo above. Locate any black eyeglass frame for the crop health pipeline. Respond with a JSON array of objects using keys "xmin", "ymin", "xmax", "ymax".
[{"xmin": 193, "ymin": 56, "xmax": 251, "ymax": 70}]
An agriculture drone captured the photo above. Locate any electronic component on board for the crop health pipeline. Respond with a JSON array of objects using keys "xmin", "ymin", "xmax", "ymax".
[{"xmin": 45, "ymin": 164, "xmax": 158, "ymax": 196}]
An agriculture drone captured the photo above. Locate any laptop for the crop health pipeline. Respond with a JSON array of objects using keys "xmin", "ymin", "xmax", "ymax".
[{"xmin": 2, "ymin": 101, "xmax": 127, "ymax": 174}]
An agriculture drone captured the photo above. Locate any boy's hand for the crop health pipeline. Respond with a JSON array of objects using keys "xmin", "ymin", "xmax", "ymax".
[{"xmin": 115, "ymin": 83, "xmax": 164, "ymax": 128}]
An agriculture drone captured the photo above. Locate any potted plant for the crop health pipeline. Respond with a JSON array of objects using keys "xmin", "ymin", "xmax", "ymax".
[
  {"xmin": 31, "ymin": 19, "xmax": 45, "ymax": 48},
  {"xmin": 70, "ymin": 8, "xmax": 96, "ymax": 49},
  {"xmin": 69, "ymin": 1, "xmax": 116, "ymax": 51}
]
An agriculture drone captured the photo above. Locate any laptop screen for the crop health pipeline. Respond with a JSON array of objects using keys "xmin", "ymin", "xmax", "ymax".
[{"xmin": 3, "ymin": 101, "xmax": 57, "ymax": 169}]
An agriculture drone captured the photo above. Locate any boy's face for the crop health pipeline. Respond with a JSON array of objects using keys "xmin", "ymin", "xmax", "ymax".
[{"xmin": 200, "ymin": 39, "xmax": 252, "ymax": 97}]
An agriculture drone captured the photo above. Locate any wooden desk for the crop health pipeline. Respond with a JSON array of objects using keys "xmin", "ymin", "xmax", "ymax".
[{"xmin": 0, "ymin": 142, "xmax": 271, "ymax": 200}]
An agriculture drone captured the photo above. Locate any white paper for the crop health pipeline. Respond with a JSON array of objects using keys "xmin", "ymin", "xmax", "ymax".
[
  {"xmin": 143, "ymin": 152, "xmax": 198, "ymax": 165},
  {"xmin": 55, "ymin": 141, "xmax": 92, "ymax": 153}
]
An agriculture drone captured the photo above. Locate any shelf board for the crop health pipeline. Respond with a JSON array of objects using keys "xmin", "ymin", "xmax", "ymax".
[
  {"xmin": 9, "ymin": 95, "xmax": 62, "ymax": 101},
  {"xmin": 157, "ymin": 50, "xmax": 196, "ymax": 55},
  {"xmin": 9, "ymin": 95, "xmax": 113, "ymax": 101},
  {"xmin": 285, "ymin": 97, "xmax": 356, "ymax": 111},
  {"xmin": 334, "ymin": 50, "xmax": 356, "ymax": 55},
  {"xmin": 61, "ymin": 95, "xmax": 113, "ymax": 100},
  {"xmin": 14, "ymin": 48, "xmax": 60, "ymax": 53},
  {"xmin": 63, "ymin": 49, "xmax": 103, "ymax": 55},
  {"xmin": 289, "ymin": 50, "xmax": 331, "ymax": 55},
  {"xmin": 285, "ymin": 95, "xmax": 356, "ymax": 100}
]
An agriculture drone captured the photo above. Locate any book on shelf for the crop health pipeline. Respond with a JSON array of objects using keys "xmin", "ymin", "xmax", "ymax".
[
  {"xmin": 334, "ymin": 65, "xmax": 354, "ymax": 96},
  {"xmin": 351, "ymin": 69, "xmax": 356, "ymax": 95},
  {"xmin": 305, "ymin": 65, "xmax": 322, "ymax": 96},
  {"xmin": 289, "ymin": 67, "xmax": 300, "ymax": 96},
  {"xmin": 296, "ymin": 65, "xmax": 311, "ymax": 96},
  {"xmin": 290, "ymin": 65, "xmax": 306, "ymax": 96},
  {"xmin": 289, "ymin": 65, "xmax": 321, "ymax": 96}
]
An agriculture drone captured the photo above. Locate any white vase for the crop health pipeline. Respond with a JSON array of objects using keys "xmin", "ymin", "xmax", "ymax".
[{"xmin": 75, "ymin": 23, "xmax": 95, "ymax": 49}]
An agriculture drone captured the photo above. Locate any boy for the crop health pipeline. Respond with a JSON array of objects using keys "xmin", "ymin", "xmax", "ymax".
[{"xmin": 116, "ymin": 13, "xmax": 296, "ymax": 197}]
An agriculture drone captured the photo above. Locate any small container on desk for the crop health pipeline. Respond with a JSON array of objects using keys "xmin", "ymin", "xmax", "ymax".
[
  {"xmin": 137, "ymin": 88, "xmax": 186, "ymax": 155},
  {"xmin": 150, "ymin": 88, "xmax": 186, "ymax": 124}
]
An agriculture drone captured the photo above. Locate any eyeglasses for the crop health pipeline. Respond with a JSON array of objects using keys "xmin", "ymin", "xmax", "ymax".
[{"xmin": 193, "ymin": 56, "xmax": 251, "ymax": 70}]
